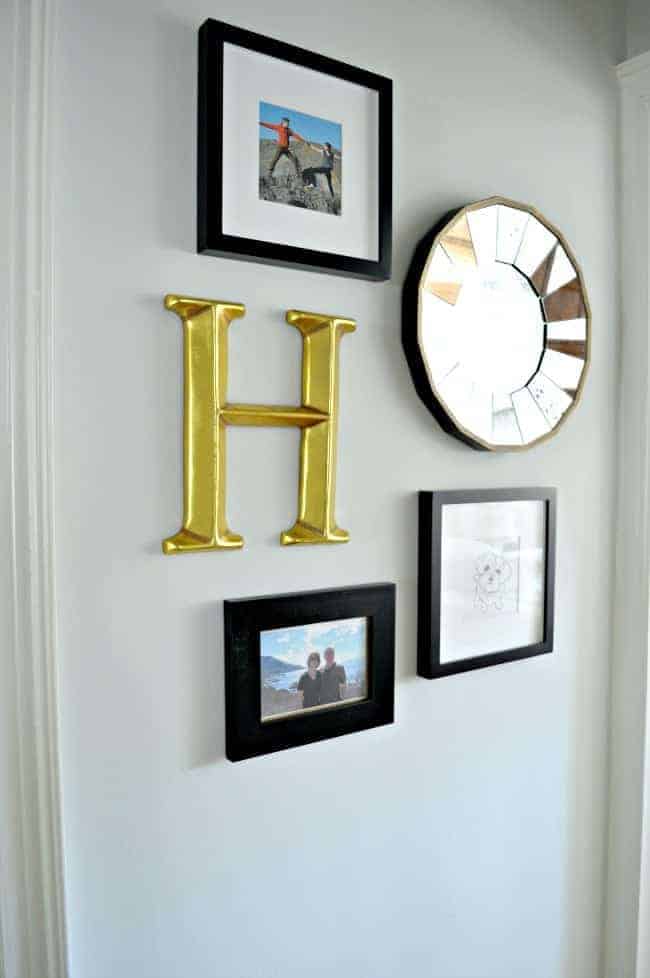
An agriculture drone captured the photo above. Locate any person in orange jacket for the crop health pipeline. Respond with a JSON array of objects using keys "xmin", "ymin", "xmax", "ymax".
[{"xmin": 259, "ymin": 116, "xmax": 305, "ymax": 177}]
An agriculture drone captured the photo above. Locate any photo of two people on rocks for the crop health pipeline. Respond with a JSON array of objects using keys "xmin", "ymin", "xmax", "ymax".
[{"xmin": 259, "ymin": 101, "xmax": 342, "ymax": 216}]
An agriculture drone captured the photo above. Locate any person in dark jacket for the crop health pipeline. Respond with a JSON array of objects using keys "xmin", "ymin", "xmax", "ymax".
[
  {"xmin": 297, "ymin": 652, "xmax": 322, "ymax": 709},
  {"xmin": 303, "ymin": 141, "xmax": 339, "ymax": 196},
  {"xmin": 319, "ymin": 646, "xmax": 346, "ymax": 704}
]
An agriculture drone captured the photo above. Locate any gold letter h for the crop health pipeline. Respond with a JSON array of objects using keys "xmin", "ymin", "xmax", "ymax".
[{"xmin": 162, "ymin": 295, "xmax": 356, "ymax": 554}]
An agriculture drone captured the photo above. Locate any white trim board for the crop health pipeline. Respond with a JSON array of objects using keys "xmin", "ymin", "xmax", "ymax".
[
  {"xmin": 617, "ymin": 49, "xmax": 650, "ymax": 83},
  {"xmin": 605, "ymin": 54, "xmax": 650, "ymax": 978},
  {"xmin": 0, "ymin": 1, "xmax": 68, "ymax": 977}
]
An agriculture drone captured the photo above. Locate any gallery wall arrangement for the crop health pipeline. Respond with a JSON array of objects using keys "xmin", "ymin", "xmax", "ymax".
[{"xmin": 158, "ymin": 20, "xmax": 593, "ymax": 758}]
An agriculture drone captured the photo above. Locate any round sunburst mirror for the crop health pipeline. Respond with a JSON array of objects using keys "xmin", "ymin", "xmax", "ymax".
[{"xmin": 402, "ymin": 197, "xmax": 590, "ymax": 450}]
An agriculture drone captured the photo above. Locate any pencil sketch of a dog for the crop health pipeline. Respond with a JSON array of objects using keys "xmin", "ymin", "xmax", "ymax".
[{"xmin": 474, "ymin": 552, "xmax": 513, "ymax": 612}]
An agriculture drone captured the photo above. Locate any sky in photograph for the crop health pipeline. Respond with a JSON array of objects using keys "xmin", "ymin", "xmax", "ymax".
[
  {"xmin": 259, "ymin": 101, "xmax": 342, "ymax": 150},
  {"xmin": 260, "ymin": 617, "xmax": 366, "ymax": 667}
]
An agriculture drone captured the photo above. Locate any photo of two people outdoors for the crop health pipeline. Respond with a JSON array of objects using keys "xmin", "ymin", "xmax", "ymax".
[
  {"xmin": 260, "ymin": 617, "xmax": 367, "ymax": 722},
  {"xmin": 258, "ymin": 101, "xmax": 342, "ymax": 216}
]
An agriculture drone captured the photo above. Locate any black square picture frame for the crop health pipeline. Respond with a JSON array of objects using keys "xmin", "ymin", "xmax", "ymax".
[
  {"xmin": 198, "ymin": 19, "xmax": 393, "ymax": 280},
  {"xmin": 225, "ymin": 583, "xmax": 395, "ymax": 761},
  {"xmin": 418, "ymin": 488, "xmax": 556, "ymax": 679}
]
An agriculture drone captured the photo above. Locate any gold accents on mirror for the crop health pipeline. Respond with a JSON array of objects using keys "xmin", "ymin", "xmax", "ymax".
[
  {"xmin": 162, "ymin": 296, "xmax": 356, "ymax": 554},
  {"xmin": 530, "ymin": 245, "xmax": 557, "ymax": 296},
  {"xmin": 545, "ymin": 339, "xmax": 586, "ymax": 359},
  {"xmin": 542, "ymin": 278, "xmax": 586, "ymax": 322},
  {"xmin": 425, "ymin": 281, "xmax": 462, "ymax": 306},
  {"xmin": 440, "ymin": 214, "xmax": 477, "ymax": 266}
]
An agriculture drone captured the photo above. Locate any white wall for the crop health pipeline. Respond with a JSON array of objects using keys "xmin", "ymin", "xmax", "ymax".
[
  {"xmin": 626, "ymin": 0, "xmax": 650, "ymax": 59},
  {"xmin": 52, "ymin": 2, "xmax": 621, "ymax": 976}
]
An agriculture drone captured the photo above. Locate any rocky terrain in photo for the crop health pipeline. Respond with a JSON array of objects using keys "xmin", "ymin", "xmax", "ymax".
[
  {"xmin": 262, "ymin": 679, "xmax": 366, "ymax": 720},
  {"xmin": 259, "ymin": 138, "xmax": 342, "ymax": 216}
]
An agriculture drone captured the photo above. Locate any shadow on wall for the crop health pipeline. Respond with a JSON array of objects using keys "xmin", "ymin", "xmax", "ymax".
[
  {"xmin": 186, "ymin": 601, "xmax": 226, "ymax": 768},
  {"xmin": 153, "ymin": 12, "xmax": 196, "ymax": 253}
]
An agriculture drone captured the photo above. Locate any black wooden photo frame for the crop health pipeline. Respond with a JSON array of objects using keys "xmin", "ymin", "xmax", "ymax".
[
  {"xmin": 418, "ymin": 488, "xmax": 556, "ymax": 679},
  {"xmin": 225, "ymin": 584, "xmax": 395, "ymax": 761},
  {"xmin": 198, "ymin": 19, "xmax": 393, "ymax": 280}
]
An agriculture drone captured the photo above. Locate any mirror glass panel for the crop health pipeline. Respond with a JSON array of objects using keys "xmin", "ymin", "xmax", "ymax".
[{"xmin": 409, "ymin": 198, "xmax": 590, "ymax": 450}]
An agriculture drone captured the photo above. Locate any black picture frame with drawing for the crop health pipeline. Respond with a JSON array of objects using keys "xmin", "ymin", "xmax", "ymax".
[
  {"xmin": 225, "ymin": 584, "xmax": 395, "ymax": 761},
  {"xmin": 198, "ymin": 18, "xmax": 393, "ymax": 280},
  {"xmin": 418, "ymin": 488, "xmax": 556, "ymax": 679}
]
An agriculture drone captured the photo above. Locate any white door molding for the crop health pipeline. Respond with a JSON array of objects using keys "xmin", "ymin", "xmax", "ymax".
[
  {"xmin": 605, "ymin": 50, "xmax": 650, "ymax": 978},
  {"xmin": 0, "ymin": 1, "xmax": 68, "ymax": 977}
]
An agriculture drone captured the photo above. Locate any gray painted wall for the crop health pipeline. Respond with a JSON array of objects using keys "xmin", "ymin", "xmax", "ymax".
[
  {"xmin": 52, "ymin": 1, "xmax": 620, "ymax": 976},
  {"xmin": 627, "ymin": 0, "xmax": 650, "ymax": 60}
]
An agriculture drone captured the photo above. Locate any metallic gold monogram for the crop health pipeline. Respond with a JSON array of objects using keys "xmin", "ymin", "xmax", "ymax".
[{"xmin": 162, "ymin": 295, "xmax": 356, "ymax": 554}]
